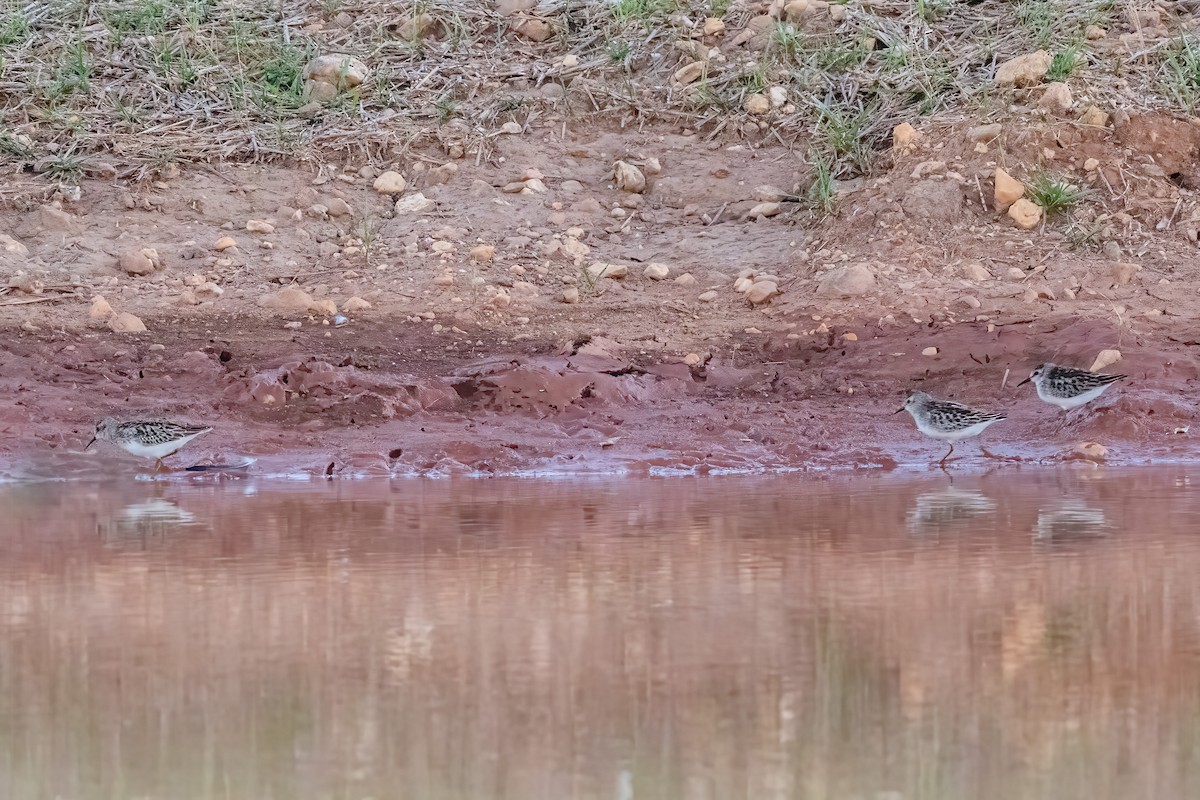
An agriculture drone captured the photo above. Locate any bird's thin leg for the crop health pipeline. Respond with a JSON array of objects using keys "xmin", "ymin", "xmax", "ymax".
[
  {"xmin": 939, "ymin": 442, "xmax": 955, "ymax": 467},
  {"xmin": 153, "ymin": 458, "xmax": 165, "ymax": 475}
]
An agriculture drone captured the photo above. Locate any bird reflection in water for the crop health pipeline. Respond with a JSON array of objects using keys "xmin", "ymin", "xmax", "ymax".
[
  {"xmin": 97, "ymin": 497, "xmax": 200, "ymax": 547},
  {"xmin": 906, "ymin": 486, "xmax": 997, "ymax": 536},
  {"xmin": 1034, "ymin": 500, "xmax": 1110, "ymax": 543}
]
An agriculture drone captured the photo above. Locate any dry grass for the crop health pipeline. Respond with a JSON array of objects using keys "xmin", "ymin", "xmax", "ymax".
[{"xmin": 0, "ymin": 0, "xmax": 1188, "ymax": 184}]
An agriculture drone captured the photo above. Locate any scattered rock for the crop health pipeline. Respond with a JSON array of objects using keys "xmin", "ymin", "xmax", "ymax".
[
  {"xmin": 470, "ymin": 244, "xmax": 496, "ymax": 262},
  {"xmin": 119, "ymin": 248, "xmax": 161, "ymax": 276},
  {"xmin": 109, "ymin": 312, "xmax": 147, "ymax": 333},
  {"xmin": 1109, "ymin": 262, "xmax": 1138, "ymax": 286},
  {"xmin": 1079, "ymin": 105, "xmax": 1109, "ymax": 128},
  {"xmin": 817, "ymin": 264, "xmax": 875, "ymax": 297},
  {"xmin": 1069, "ymin": 441, "xmax": 1108, "ymax": 462},
  {"xmin": 515, "ymin": 18, "xmax": 552, "ymax": 42},
  {"xmin": 214, "ymin": 236, "xmax": 237, "ymax": 251},
  {"xmin": 612, "ymin": 161, "xmax": 647, "ymax": 193},
  {"xmin": 1089, "ymin": 349, "xmax": 1122, "ymax": 372},
  {"xmin": 644, "ymin": 262, "xmax": 670, "ymax": 280},
  {"xmin": 922, "ymin": 346, "xmax": 939, "ymax": 357},
  {"xmin": 733, "ymin": 277, "xmax": 755, "ymax": 293},
  {"xmin": 89, "ymin": 295, "xmax": 114, "ymax": 321},
  {"xmin": 993, "ymin": 167, "xmax": 1025, "ymax": 210},
  {"xmin": 311, "ymin": 299, "xmax": 338, "ymax": 316},
  {"xmin": 703, "ymin": 17, "xmax": 724, "ymax": 36},
  {"xmin": 245, "ymin": 219, "xmax": 275, "ymax": 234},
  {"xmin": 195, "ymin": 282, "xmax": 224, "ymax": 300},
  {"xmin": 373, "ymin": 171, "xmax": 407, "ymax": 194},
  {"xmin": 38, "ymin": 205, "xmax": 80, "ymax": 233},
  {"xmin": 433, "ymin": 272, "xmax": 455, "ymax": 287},
  {"xmin": 962, "ymin": 263, "xmax": 992, "ymax": 281},
  {"xmin": 1084, "ymin": 157, "xmax": 1101, "ymax": 172},
  {"xmin": 995, "ymin": 50, "xmax": 1052, "ymax": 87},
  {"xmin": 746, "ymin": 281, "xmax": 779, "ymax": 305},
  {"xmin": 0, "ymin": 233, "xmax": 28, "ymax": 256},
  {"xmin": 674, "ymin": 61, "xmax": 706, "ymax": 85},
  {"xmin": 968, "ymin": 123, "xmax": 1003, "ymax": 143},
  {"xmin": 1007, "ymin": 198, "xmax": 1043, "ymax": 230},
  {"xmin": 1038, "ymin": 81, "xmax": 1073, "ymax": 113},
  {"xmin": 683, "ymin": 353, "xmax": 702, "ymax": 366},
  {"xmin": 326, "ymin": 198, "xmax": 353, "ymax": 217},
  {"xmin": 674, "ymin": 273, "xmax": 697, "ymax": 286},
  {"xmin": 747, "ymin": 202, "xmax": 782, "ymax": 218},
  {"xmin": 744, "ymin": 93, "xmax": 770, "ymax": 115},
  {"xmin": 562, "ymin": 287, "xmax": 580, "ymax": 304},
  {"xmin": 395, "ymin": 193, "xmax": 435, "ymax": 214},
  {"xmin": 893, "ymin": 122, "xmax": 919, "ymax": 151},
  {"xmin": 768, "ymin": 86, "xmax": 788, "ymax": 108},
  {"xmin": 303, "ymin": 54, "xmax": 368, "ymax": 88},
  {"xmin": 343, "ymin": 296, "xmax": 372, "ymax": 312},
  {"xmin": 842, "ymin": 332, "xmax": 858, "ymax": 342},
  {"xmin": 698, "ymin": 290, "xmax": 718, "ymax": 302},
  {"xmin": 259, "ymin": 287, "xmax": 316, "ymax": 315},
  {"xmin": 500, "ymin": 121, "xmax": 523, "ymax": 135},
  {"xmin": 588, "ymin": 262, "xmax": 628, "ymax": 280}
]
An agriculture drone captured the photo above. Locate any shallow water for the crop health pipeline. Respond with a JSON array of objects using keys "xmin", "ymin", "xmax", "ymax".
[{"xmin": 2, "ymin": 469, "xmax": 1200, "ymax": 799}]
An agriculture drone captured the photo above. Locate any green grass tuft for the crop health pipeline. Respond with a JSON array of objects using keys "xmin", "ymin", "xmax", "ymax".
[{"xmin": 1027, "ymin": 173, "xmax": 1091, "ymax": 215}]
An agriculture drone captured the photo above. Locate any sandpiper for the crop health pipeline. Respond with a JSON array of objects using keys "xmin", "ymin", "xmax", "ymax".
[
  {"xmin": 1018, "ymin": 362, "xmax": 1127, "ymax": 410},
  {"xmin": 86, "ymin": 418, "xmax": 212, "ymax": 472},
  {"xmin": 896, "ymin": 391, "xmax": 1007, "ymax": 466}
]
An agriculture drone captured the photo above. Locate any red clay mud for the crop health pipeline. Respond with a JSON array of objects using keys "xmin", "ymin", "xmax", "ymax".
[{"xmin": 2, "ymin": 312, "xmax": 1196, "ymax": 480}]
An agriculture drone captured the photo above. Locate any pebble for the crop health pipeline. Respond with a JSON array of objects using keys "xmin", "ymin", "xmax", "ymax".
[
  {"xmin": 326, "ymin": 198, "xmax": 352, "ymax": 217},
  {"xmin": 744, "ymin": 93, "xmax": 770, "ymax": 115},
  {"xmin": 89, "ymin": 295, "xmax": 114, "ymax": 321},
  {"xmin": 922, "ymin": 346, "xmax": 939, "ymax": 357},
  {"xmin": 109, "ymin": 312, "xmax": 147, "ymax": 333},
  {"xmin": 588, "ymin": 262, "xmax": 628, "ymax": 279},
  {"xmin": 1089, "ymin": 349, "xmax": 1122, "ymax": 372},
  {"xmin": 395, "ymin": 193, "xmax": 434, "ymax": 214},
  {"xmin": 746, "ymin": 281, "xmax": 779, "ymax": 305},
  {"xmin": 343, "ymin": 296, "xmax": 371, "ymax": 312},
  {"xmin": 612, "ymin": 161, "xmax": 647, "ymax": 193},
  {"xmin": 683, "ymin": 353, "xmax": 702, "ymax": 366},
  {"xmin": 246, "ymin": 219, "xmax": 275, "ymax": 234},
  {"xmin": 1007, "ymin": 198, "xmax": 1043, "ymax": 230},
  {"xmin": 842, "ymin": 332, "xmax": 858, "ymax": 341},
  {"xmin": 214, "ymin": 236, "xmax": 237, "ymax": 251},
  {"xmin": 119, "ymin": 248, "xmax": 160, "ymax": 276},
  {"xmin": 1070, "ymin": 441, "xmax": 1108, "ymax": 462},
  {"xmin": 962, "ymin": 263, "xmax": 992, "ymax": 281},
  {"xmin": 993, "ymin": 168, "xmax": 1024, "ymax": 209},
  {"xmin": 674, "ymin": 273, "xmax": 697, "ymax": 286},
  {"xmin": 434, "ymin": 273, "xmax": 455, "ymax": 286},
  {"xmin": 500, "ymin": 121, "xmax": 523, "ymax": 135},
  {"xmin": 643, "ymin": 262, "xmax": 670, "ymax": 280},
  {"xmin": 259, "ymin": 287, "xmax": 315, "ymax": 314},
  {"xmin": 816, "ymin": 264, "xmax": 875, "ymax": 297},
  {"xmin": 333, "ymin": 314, "xmax": 349, "ymax": 326},
  {"xmin": 373, "ymin": 171, "xmax": 407, "ymax": 194},
  {"xmin": 698, "ymin": 290, "xmax": 718, "ymax": 302},
  {"xmin": 562, "ymin": 287, "xmax": 580, "ymax": 304}
]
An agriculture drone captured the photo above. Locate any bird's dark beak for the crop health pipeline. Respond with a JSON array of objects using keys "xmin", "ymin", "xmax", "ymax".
[
  {"xmin": 84, "ymin": 436, "xmax": 96, "ymax": 450},
  {"xmin": 893, "ymin": 407, "xmax": 905, "ymax": 415},
  {"xmin": 1016, "ymin": 377, "xmax": 1031, "ymax": 387}
]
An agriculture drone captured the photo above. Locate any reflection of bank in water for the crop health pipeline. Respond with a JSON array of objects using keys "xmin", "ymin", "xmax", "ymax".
[
  {"xmin": 906, "ymin": 487, "xmax": 997, "ymax": 535},
  {"xmin": 98, "ymin": 498, "xmax": 201, "ymax": 546},
  {"xmin": 1034, "ymin": 501, "xmax": 1110, "ymax": 543}
]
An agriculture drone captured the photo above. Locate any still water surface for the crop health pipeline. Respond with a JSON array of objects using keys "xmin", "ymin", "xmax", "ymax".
[{"xmin": 1, "ymin": 469, "xmax": 1199, "ymax": 800}]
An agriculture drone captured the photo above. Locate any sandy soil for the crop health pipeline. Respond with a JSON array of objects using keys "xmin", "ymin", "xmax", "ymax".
[{"xmin": 2, "ymin": 118, "xmax": 1199, "ymax": 478}]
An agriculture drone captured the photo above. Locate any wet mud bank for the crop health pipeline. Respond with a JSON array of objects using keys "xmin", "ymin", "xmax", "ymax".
[{"xmin": 1, "ymin": 313, "xmax": 1197, "ymax": 481}]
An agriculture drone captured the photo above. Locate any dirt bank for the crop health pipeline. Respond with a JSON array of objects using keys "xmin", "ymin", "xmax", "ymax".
[{"xmin": 3, "ymin": 118, "xmax": 1200, "ymax": 478}]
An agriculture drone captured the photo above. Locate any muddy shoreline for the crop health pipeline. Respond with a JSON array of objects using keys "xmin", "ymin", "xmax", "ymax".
[{"xmin": 3, "ymin": 310, "xmax": 1196, "ymax": 481}]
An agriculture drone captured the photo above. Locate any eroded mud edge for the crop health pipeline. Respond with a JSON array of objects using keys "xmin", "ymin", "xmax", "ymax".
[{"xmin": 1, "ymin": 313, "xmax": 1197, "ymax": 482}]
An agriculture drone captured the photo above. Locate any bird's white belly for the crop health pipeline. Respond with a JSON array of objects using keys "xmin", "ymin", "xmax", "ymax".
[
  {"xmin": 916, "ymin": 418, "xmax": 1001, "ymax": 441},
  {"xmin": 1042, "ymin": 383, "xmax": 1109, "ymax": 410},
  {"xmin": 117, "ymin": 434, "xmax": 200, "ymax": 460}
]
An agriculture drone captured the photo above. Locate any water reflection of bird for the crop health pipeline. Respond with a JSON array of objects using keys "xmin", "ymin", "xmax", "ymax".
[
  {"xmin": 906, "ymin": 487, "xmax": 997, "ymax": 535},
  {"xmin": 1034, "ymin": 501, "xmax": 1109, "ymax": 542},
  {"xmin": 98, "ymin": 498, "xmax": 199, "ymax": 546}
]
